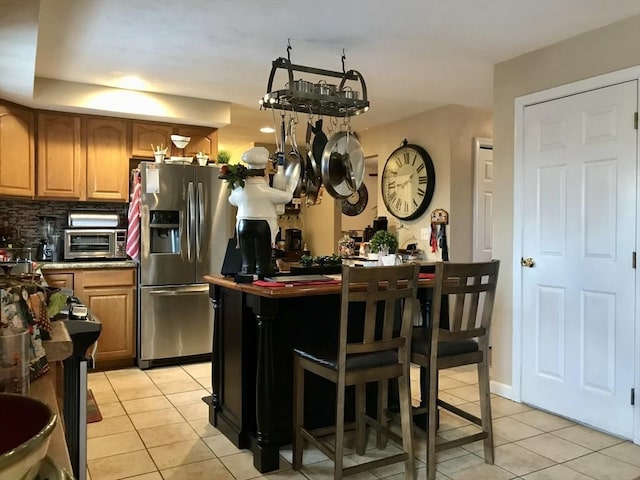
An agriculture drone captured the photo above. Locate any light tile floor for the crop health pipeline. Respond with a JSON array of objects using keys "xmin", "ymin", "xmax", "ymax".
[{"xmin": 85, "ymin": 363, "xmax": 640, "ymax": 480}]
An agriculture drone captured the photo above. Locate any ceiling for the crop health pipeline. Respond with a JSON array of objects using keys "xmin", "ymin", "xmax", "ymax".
[{"xmin": 2, "ymin": 0, "xmax": 640, "ymax": 151}]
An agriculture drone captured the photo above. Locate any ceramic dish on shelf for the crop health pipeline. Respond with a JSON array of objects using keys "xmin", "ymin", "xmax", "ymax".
[
  {"xmin": 170, "ymin": 134, "xmax": 190, "ymax": 149},
  {"xmin": 165, "ymin": 157, "xmax": 193, "ymax": 165}
]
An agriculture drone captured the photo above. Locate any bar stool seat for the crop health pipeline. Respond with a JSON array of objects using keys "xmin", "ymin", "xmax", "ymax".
[{"xmin": 411, "ymin": 329, "xmax": 479, "ymax": 357}]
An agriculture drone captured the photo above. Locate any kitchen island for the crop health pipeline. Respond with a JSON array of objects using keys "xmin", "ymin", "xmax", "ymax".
[{"xmin": 203, "ymin": 272, "xmax": 436, "ymax": 473}]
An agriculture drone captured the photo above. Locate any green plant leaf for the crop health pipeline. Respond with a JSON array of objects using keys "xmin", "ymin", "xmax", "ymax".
[{"xmin": 369, "ymin": 230, "xmax": 399, "ymax": 254}]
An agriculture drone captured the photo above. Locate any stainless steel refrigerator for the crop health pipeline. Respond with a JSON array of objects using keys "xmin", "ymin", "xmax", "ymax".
[{"xmin": 137, "ymin": 162, "xmax": 233, "ymax": 369}]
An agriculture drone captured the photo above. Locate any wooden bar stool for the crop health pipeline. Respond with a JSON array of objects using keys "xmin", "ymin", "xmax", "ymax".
[
  {"xmin": 292, "ymin": 263, "xmax": 420, "ymax": 480},
  {"xmin": 411, "ymin": 260, "xmax": 500, "ymax": 480}
]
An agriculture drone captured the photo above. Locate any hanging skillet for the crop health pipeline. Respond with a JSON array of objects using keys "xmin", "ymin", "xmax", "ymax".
[
  {"xmin": 321, "ymin": 130, "xmax": 365, "ymax": 199},
  {"xmin": 305, "ymin": 120, "xmax": 320, "ymax": 206},
  {"xmin": 310, "ymin": 119, "xmax": 326, "ymax": 182},
  {"xmin": 284, "ymin": 117, "xmax": 302, "ymax": 197},
  {"xmin": 306, "ymin": 118, "xmax": 326, "ymax": 206}
]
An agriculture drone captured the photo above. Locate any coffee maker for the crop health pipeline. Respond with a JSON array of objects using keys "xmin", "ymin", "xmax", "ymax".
[
  {"xmin": 36, "ymin": 216, "xmax": 57, "ymax": 262},
  {"xmin": 285, "ymin": 228, "xmax": 303, "ymax": 261},
  {"xmin": 286, "ymin": 228, "xmax": 302, "ymax": 252}
]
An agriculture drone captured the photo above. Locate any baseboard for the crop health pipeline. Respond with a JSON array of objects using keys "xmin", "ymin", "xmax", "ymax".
[{"xmin": 490, "ymin": 380, "xmax": 519, "ymax": 402}]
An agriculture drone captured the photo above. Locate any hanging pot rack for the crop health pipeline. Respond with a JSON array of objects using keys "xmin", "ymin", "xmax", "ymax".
[{"xmin": 259, "ymin": 46, "xmax": 370, "ymax": 118}]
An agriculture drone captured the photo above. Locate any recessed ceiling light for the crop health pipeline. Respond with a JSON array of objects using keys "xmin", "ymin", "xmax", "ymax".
[
  {"xmin": 260, "ymin": 127, "xmax": 275, "ymax": 133},
  {"xmin": 114, "ymin": 75, "xmax": 148, "ymax": 91}
]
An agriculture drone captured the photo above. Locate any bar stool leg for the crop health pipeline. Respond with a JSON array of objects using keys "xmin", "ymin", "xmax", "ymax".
[
  {"xmin": 292, "ymin": 356, "xmax": 304, "ymax": 470},
  {"xmin": 355, "ymin": 383, "xmax": 366, "ymax": 455},
  {"xmin": 398, "ymin": 368, "xmax": 416, "ymax": 480},
  {"xmin": 334, "ymin": 375, "xmax": 346, "ymax": 480},
  {"xmin": 477, "ymin": 357, "xmax": 494, "ymax": 463},
  {"xmin": 377, "ymin": 380, "xmax": 390, "ymax": 449}
]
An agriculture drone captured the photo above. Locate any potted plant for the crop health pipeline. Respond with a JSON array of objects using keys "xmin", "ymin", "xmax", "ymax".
[
  {"xmin": 369, "ymin": 230, "xmax": 399, "ymax": 258},
  {"xmin": 216, "ymin": 150, "xmax": 231, "ymax": 164}
]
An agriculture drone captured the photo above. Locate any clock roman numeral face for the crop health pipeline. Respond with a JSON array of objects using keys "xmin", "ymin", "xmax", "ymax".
[{"xmin": 381, "ymin": 145, "xmax": 436, "ymax": 221}]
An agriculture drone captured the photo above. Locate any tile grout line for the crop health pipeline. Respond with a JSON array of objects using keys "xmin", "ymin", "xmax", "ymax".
[{"xmin": 88, "ymin": 364, "xmax": 636, "ymax": 480}]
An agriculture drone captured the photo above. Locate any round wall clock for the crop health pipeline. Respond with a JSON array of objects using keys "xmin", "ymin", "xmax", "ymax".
[
  {"xmin": 381, "ymin": 141, "xmax": 436, "ymax": 220},
  {"xmin": 341, "ymin": 183, "xmax": 368, "ymax": 216}
]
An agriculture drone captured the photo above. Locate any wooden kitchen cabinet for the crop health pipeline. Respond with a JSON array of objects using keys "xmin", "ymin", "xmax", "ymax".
[
  {"xmin": 43, "ymin": 267, "xmax": 136, "ymax": 364},
  {"xmin": 175, "ymin": 126, "xmax": 218, "ymax": 157},
  {"xmin": 43, "ymin": 272, "xmax": 74, "ymax": 291},
  {"xmin": 37, "ymin": 113, "xmax": 84, "ymax": 199},
  {"xmin": 0, "ymin": 102, "xmax": 35, "ymax": 197},
  {"xmin": 131, "ymin": 121, "xmax": 174, "ymax": 157},
  {"xmin": 85, "ymin": 117, "xmax": 129, "ymax": 202},
  {"xmin": 37, "ymin": 114, "xmax": 128, "ymax": 202},
  {"xmin": 74, "ymin": 268, "xmax": 136, "ymax": 363}
]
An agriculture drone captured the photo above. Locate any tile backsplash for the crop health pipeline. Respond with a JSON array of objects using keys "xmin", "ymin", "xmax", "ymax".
[{"xmin": 0, "ymin": 199, "xmax": 127, "ymax": 250}]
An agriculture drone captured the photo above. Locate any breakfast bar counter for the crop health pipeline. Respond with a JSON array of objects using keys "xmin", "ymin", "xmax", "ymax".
[
  {"xmin": 31, "ymin": 320, "xmax": 74, "ymax": 476},
  {"xmin": 203, "ymin": 273, "xmax": 436, "ymax": 473}
]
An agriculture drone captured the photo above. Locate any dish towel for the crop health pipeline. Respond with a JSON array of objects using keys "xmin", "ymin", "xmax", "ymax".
[{"xmin": 126, "ymin": 171, "xmax": 141, "ymax": 261}]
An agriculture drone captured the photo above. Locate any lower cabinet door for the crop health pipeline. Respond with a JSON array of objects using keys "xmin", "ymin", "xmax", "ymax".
[{"xmin": 83, "ymin": 285, "xmax": 135, "ymax": 362}]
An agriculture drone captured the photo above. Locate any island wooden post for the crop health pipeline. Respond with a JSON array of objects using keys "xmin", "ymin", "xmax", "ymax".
[
  {"xmin": 246, "ymin": 294, "xmax": 281, "ymax": 472},
  {"xmin": 210, "ymin": 283, "xmax": 223, "ymax": 422}
]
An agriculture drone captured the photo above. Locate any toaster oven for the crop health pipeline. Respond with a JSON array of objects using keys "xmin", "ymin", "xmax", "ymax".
[{"xmin": 63, "ymin": 228, "xmax": 127, "ymax": 260}]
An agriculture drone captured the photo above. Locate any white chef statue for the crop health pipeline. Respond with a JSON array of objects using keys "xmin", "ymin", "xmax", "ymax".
[{"xmin": 228, "ymin": 146, "xmax": 292, "ymax": 278}]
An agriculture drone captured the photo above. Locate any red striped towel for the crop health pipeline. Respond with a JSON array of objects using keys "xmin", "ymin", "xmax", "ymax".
[{"xmin": 126, "ymin": 172, "xmax": 141, "ymax": 261}]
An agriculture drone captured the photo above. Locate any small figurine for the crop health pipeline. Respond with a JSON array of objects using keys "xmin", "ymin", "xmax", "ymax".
[{"xmin": 228, "ymin": 147, "xmax": 292, "ymax": 279}]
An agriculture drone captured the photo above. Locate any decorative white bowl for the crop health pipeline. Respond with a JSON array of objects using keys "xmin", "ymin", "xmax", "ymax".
[
  {"xmin": 0, "ymin": 394, "xmax": 57, "ymax": 480},
  {"xmin": 196, "ymin": 154, "xmax": 209, "ymax": 166},
  {"xmin": 170, "ymin": 134, "xmax": 191, "ymax": 149}
]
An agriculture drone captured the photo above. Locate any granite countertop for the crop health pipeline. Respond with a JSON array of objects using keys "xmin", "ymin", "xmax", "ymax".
[{"xmin": 39, "ymin": 260, "xmax": 137, "ymax": 270}]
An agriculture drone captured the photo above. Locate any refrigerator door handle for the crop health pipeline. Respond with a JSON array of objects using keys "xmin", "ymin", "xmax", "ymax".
[
  {"xmin": 187, "ymin": 181, "xmax": 195, "ymax": 262},
  {"xmin": 149, "ymin": 286, "xmax": 209, "ymax": 296},
  {"xmin": 196, "ymin": 182, "xmax": 204, "ymax": 261}
]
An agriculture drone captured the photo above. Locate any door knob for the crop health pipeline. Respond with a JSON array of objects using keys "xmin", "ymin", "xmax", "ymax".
[{"xmin": 521, "ymin": 257, "xmax": 535, "ymax": 268}]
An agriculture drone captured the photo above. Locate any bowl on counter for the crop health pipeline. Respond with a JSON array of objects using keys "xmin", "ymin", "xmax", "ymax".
[{"xmin": 0, "ymin": 394, "xmax": 57, "ymax": 480}]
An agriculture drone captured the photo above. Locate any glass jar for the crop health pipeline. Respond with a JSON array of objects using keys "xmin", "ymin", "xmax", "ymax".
[{"xmin": 338, "ymin": 234, "xmax": 355, "ymax": 258}]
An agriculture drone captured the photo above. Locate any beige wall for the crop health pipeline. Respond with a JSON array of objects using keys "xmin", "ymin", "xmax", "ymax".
[
  {"xmin": 359, "ymin": 104, "xmax": 492, "ymax": 260},
  {"xmin": 492, "ymin": 14, "xmax": 640, "ymax": 387},
  {"xmin": 301, "ymin": 193, "xmax": 341, "ymax": 256}
]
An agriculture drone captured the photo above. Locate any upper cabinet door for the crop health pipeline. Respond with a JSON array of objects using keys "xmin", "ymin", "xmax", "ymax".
[
  {"xmin": 0, "ymin": 103, "xmax": 35, "ymax": 197},
  {"xmin": 37, "ymin": 113, "xmax": 84, "ymax": 199},
  {"xmin": 85, "ymin": 117, "xmax": 129, "ymax": 202},
  {"xmin": 131, "ymin": 122, "xmax": 173, "ymax": 157},
  {"xmin": 174, "ymin": 126, "xmax": 218, "ymax": 157}
]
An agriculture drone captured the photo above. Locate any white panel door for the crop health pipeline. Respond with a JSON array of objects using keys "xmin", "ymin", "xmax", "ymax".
[
  {"xmin": 473, "ymin": 138, "xmax": 494, "ymax": 262},
  {"xmin": 521, "ymin": 81, "xmax": 637, "ymax": 438}
]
